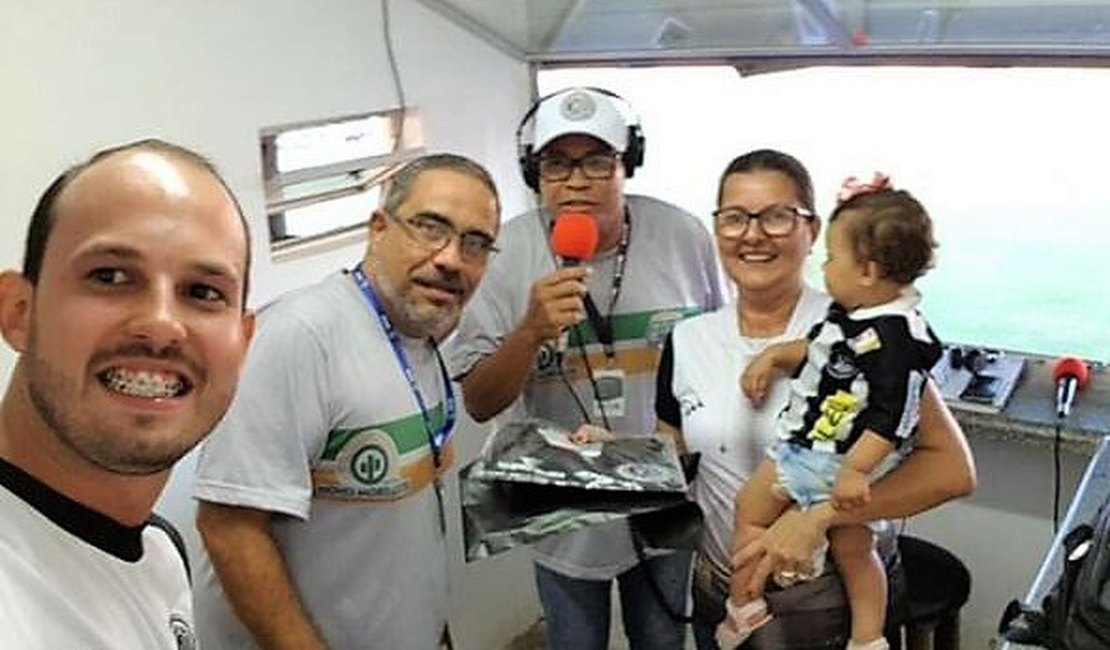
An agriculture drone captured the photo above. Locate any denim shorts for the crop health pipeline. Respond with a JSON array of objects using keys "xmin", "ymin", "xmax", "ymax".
[{"xmin": 769, "ymin": 441, "xmax": 906, "ymax": 509}]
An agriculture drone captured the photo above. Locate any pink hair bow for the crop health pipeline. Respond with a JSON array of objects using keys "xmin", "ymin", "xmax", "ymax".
[{"xmin": 837, "ymin": 172, "xmax": 892, "ymax": 205}]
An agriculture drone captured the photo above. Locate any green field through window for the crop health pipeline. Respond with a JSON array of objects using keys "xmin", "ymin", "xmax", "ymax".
[{"xmin": 539, "ymin": 66, "xmax": 1110, "ymax": 363}]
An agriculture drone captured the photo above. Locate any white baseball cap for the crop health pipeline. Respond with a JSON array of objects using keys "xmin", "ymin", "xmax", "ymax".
[{"xmin": 528, "ymin": 88, "xmax": 632, "ymax": 154}]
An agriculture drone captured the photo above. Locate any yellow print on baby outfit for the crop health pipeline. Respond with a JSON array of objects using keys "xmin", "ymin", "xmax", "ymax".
[{"xmin": 809, "ymin": 390, "xmax": 860, "ymax": 442}]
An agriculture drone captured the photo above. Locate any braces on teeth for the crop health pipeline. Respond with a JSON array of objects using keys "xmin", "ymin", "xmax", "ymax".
[{"xmin": 103, "ymin": 370, "xmax": 183, "ymax": 398}]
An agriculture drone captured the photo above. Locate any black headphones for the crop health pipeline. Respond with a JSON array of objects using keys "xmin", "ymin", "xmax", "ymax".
[
  {"xmin": 515, "ymin": 87, "xmax": 646, "ymax": 191},
  {"xmin": 948, "ymin": 345, "xmax": 998, "ymax": 375}
]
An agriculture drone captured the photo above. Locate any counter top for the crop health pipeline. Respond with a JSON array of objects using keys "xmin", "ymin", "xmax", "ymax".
[{"xmin": 940, "ymin": 351, "xmax": 1109, "ymax": 449}]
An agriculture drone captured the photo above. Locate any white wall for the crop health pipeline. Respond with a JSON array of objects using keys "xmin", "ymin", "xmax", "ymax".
[
  {"xmin": 0, "ymin": 2, "xmax": 539, "ymax": 648},
  {"xmin": 0, "ymin": 0, "xmax": 536, "ymax": 374}
]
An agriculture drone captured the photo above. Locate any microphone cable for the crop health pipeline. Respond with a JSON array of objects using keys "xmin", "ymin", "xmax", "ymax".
[
  {"xmin": 569, "ymin": 321, "xmax": 612, "ymax": 432},
  {"xmin": 1053, "ymin": 419, "xmax": 1062, "ymax": 534},
  {"xmin": 551, "ymin": 315, "xmax": 613, "ymax": 432},
  {"xmin": 554, "ymin": 344, "xmax": 593, "ymax": 428},
  {"xmin": 1049, "ymin": 356, "xmax": 1091, "ymax": 533}
]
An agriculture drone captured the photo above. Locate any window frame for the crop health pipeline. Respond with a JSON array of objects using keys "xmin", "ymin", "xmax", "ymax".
[{"xmin": 260, "ymin": 107, "xmax": 424, "ymax": 257}]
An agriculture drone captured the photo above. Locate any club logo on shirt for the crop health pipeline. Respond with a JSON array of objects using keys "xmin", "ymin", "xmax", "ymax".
[
  {"xmin": 349, "ymin": 444, "xmax": 390, "ymax": 485},
  {"xmin": 825, "ymin": 343, "xmax": 859, "ymax": 380},
  {"xmin": 168, "ymin": 613, "xmax": 196, "ymax": 650},
  {"xmin": 317, "ymin": 429, "xmax": 409, "ymax": 500}
]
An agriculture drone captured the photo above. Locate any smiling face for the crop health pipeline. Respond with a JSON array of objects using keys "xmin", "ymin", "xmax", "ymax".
[
  {"xmin": 716, "ymin": 169, "xmax": 820, "ymax": 298},
  {"xmin": 368, "ymin": 168, "xmax": 499, "ymax": 340},
  {"xmin": 0, "ymin": 150, "xmax": 254, "ymax": 476}
]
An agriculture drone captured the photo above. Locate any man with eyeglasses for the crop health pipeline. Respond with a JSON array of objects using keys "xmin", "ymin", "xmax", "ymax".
[
  {"xmin": 193, "ymin": 154, "xmax": 500, "ymax": 650},
  {"xmin": 448, "ymin": 87, "xmax": 723, "ymax": 650}
]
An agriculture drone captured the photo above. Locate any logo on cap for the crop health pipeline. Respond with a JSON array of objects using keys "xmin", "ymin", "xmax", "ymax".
[{"xmin": 559, "ymin": 91, "xmax": 597, "ymax": 122}]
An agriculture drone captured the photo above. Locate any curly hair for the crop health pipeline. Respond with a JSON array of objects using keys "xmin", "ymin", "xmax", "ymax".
[{"xmin": 830, "ymin": 189, "xmax": 937, "ymax": 284}]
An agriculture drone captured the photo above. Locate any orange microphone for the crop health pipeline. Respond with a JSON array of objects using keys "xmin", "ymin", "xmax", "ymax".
[
  {"xmin": 551, "ymin": 211, "xmax": 599, "ymax": 265},
  {"xmin": 549, "ymin": 211, "xmax": 611, "ymax": 352}
]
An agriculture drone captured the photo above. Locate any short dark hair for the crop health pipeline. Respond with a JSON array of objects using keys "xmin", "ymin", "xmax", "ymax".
[
  {"xmin": 383, "ymin": 153, "xmax": 500, "ymax": 217},
  {"xmin": 717, "ymin": 149, "xmax": 815, "ymax": 213},
  {"xmin": 23, "ymin": 138, "xmax": 251, "ymax": 302},
  {"xmin": 831, "ymin": 189, "xmax": 937, "ymax": 284}
]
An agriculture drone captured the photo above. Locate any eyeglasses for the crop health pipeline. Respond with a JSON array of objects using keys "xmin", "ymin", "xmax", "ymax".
[
  {"xmin": 712, "ymin": 204, "xmax": 815, "ymax": 239},
  {"xmin": 537, "ymin": 152, "xmax": 620, "ymax": 182},
  {"xmin": 386, "ymin": 211, "xmax": 499, "ymax": 262}
]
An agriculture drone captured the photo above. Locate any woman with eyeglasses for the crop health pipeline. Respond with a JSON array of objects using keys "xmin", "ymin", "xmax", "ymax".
[{"xmin": 654, "ymin": 149, "xmax": 976, "ymax": 650}]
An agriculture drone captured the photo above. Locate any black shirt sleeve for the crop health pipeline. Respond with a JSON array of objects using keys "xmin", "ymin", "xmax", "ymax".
[
  {"xmin": 655, "ymin": 332, "xmax": 682, "ymax": 429},
  {"xmin": 855, "ymin": 317, "xmax": 936, "ymax": 442}
]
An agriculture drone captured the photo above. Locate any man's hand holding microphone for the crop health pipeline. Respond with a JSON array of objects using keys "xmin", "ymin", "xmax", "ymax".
[{"xmin": 520, "ymin": 211, "xmax": 599, "ymax": 350}]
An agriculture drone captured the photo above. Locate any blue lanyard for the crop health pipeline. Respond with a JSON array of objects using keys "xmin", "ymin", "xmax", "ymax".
[{"xmin": 349, "ymin": 266, "xmax": 455, "ymax": 469}]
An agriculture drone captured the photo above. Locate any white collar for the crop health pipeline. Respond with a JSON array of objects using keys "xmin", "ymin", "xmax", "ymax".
[{"xmin": 848, "ymin": 287, "xmax": 922, "ymax": 320}]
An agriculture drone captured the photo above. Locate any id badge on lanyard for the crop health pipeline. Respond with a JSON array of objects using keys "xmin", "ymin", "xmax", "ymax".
[{"xmin": 591, "ymin": 367, "xmax": 626, "ymax": 419}]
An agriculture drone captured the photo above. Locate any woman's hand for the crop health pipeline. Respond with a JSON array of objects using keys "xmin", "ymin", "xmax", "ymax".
[{"xmin": 732, "ymin": 504, "xmax": 833, "ymax": 594}]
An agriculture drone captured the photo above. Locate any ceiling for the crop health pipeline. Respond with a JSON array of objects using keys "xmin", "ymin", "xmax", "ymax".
[{"xmin": 418, "ymin": 1, "xmax": 1110, "ymax": 66}]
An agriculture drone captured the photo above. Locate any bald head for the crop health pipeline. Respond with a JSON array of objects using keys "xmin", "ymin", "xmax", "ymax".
[
  {"xmin": 0, "ymin": 140, "xmax": 257, "ymax": 487},
  {"xmin": 24, "ymin": 139, "xmax": 251, "ymax": 302}
]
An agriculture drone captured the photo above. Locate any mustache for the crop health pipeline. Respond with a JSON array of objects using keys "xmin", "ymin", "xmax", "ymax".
[
  {"xmin": 90, "ymin": 343, "xmax": 204, "ymax": 380},
  {"xmin": 414, "ymin": 270, "xmax": 465, "ymax": 293}
]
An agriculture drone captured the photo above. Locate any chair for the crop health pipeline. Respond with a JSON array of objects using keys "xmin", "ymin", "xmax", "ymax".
[{"xmin": 893, "ymin": 535, "xmax": 972, "ymax": 650}]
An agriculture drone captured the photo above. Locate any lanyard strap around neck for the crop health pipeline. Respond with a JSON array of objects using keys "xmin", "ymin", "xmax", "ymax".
[
  {"xmin": 349, "ymin": 266, "xmax": 456, "ymax": 468},
  {"xmin": 606, "ymin": 206, "xmax": 633, "ymax": 321},
  {"xmin": 590, "ymin": 206, "xmax": 632, "ymax": 362}
]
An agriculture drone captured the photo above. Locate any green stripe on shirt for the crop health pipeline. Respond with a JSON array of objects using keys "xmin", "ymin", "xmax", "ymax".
[{"xmin": 322, "ymin": 404, "xmax": 447, "ymax": 460}]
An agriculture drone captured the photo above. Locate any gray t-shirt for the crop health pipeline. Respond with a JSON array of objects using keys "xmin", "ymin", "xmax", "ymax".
[
  {"xmin": 193, "ymin": 271, "xmax": 453, "ymax": 650},
  {"xmin": 447, "ymin": 195, "xmax": 723, "ymax": 579}
]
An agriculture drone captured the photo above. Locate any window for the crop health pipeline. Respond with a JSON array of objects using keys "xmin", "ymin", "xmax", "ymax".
[
  {"xmin": 260, "ymin": 108, "xmax": 424, "ymax": 254},
  {"xmin": 539, "ymin": 66, "xmax": 1110, "ymax": 363}
]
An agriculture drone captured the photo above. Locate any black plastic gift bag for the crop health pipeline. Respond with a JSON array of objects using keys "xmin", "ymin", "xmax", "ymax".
[{"xmin": 459, "ymin": 419, "xmax": 702, "ymax": 561}]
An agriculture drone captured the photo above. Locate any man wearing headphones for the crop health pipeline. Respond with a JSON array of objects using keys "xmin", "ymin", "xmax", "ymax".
[{"xmin": 448, "ymin": 87, "xmax": 723, "ymax": 649}]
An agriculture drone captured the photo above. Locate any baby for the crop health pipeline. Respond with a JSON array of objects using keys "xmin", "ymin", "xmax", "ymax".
[{"xmin": 717, "ymin": 175, "xmax": 943, "ymax": 650}]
